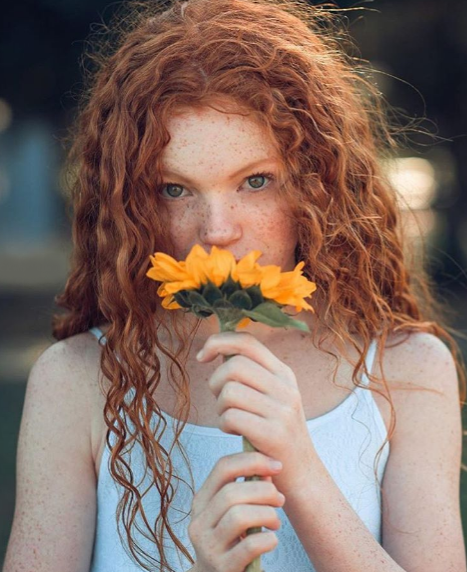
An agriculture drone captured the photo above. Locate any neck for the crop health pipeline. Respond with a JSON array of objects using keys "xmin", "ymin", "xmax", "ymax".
[{"xmin": 156, "ymin": 302, "xmax": 321, "ymax": 351}]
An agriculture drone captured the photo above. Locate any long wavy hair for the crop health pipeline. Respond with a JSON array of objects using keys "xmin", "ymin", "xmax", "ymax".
[{"xmin": 52, "ymin": 0, "xmax": 467, "ymax": 570}]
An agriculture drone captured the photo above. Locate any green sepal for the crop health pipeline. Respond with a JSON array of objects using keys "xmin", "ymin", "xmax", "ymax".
[
  {"xmin": 244, "ymin": 285, "xmax": 264, "ymax": 306},
  {"xmin": 220, "ymin": 275, "xmax": 240, "ymax": 298},
  {"xmin": 202, "ymin": 282, "xmax": 224, "ymax": 305},
  {"xmin": 192, "ymin": 307, "xmax": 214, "ymax": 318},
  {"xmin": 242, "ymin": 302, "xmax": 310, "ymax": 331},
  {"xmin": 187, "ymin": 290, "xmax": 211, "ymax": 309},
  {"xmin": 228, "ymin": 290, "xmax": 253, "ymax": 310},
  {"xmin": 173, "ymin": 290, "xmax": 192, "ymax": 308},
  {"xmin": 212, "ymin": 298, "xmax": 234, "ymax": 310}
]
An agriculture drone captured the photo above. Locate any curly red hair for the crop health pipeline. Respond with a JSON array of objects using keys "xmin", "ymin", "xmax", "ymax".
[{"xmin": 52, "ymin": 0, "xmax": 466, "ymax": 570}]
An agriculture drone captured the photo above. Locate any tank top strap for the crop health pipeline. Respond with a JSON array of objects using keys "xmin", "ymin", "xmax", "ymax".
[
  {"xmin": 89, "ymin": 326, "xmax": 107, "ymax": 345},
  {"xmin": 360, "ymin": 337, "xmax": 378, "ymax": 387}
]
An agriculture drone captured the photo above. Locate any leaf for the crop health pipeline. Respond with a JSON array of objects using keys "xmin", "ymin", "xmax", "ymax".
[
  {"xmin": 228, "ymin": 290, "xmax": 253, "ymax": 310},
  {"xmin": 242, "ymin": 302, "xmax": 310, "ymax": 331}
]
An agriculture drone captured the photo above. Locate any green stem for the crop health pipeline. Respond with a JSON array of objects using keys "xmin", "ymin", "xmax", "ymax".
[
  {"xmin": 222, "ymin": 327, "xmax": 265, "ymax": 572},
  {"xmin": 242, "ymin": 435, "xmax": 265, "ymax": 572}
]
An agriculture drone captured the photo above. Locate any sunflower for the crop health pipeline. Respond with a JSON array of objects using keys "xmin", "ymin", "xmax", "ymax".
[{"xmin": 146, "ymin": 244, "xmax": 316, "ymax": 331}]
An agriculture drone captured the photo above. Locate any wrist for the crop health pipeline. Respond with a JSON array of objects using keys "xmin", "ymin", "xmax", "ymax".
[{"xmin": 280, "ymin": 448, "xmax": 328, "ymax": 506}]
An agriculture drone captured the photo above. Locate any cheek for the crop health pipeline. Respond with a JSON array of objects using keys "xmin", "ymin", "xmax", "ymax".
[
  {"xmin": 165, "ymin": 205, "xmax": 197, "ymax": 248},
  {"xmin": 265, "ymin": 205, "xmax": 298, "ymax": 242}
]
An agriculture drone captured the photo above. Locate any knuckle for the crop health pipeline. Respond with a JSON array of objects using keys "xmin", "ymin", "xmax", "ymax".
[
  {"xmin": 253, "ymin": 451, "xmax": 267, "ymax": 466},
  {"xmin": 228, "ymin": 504, "xmax": 245, "ymax": 527},
  {"xmin": 216, "ymin": 452, "xmax": 240, "ymax": 475},
  {"xmin": 266, "ymin": 531, "xmax": 279, "ymax": 547},
  {"xmin": 283, "ymin": 382, "xmax": 298, "ymax": 399},
  {"xmin": 222, "ymin": 408, "xmax": 237, "ymax": 425},
  {"xmin": 284, "ymin": 362, "xmax": 294, "ymax": 378},
  {"xmin": 222, "ymin": 380, "xmax": 237, "ymax": 400},
  {"xmin": 225, "ymin": 357, "xmax": 237, "ymax": 372},
  {"xmin": 191, "ymin": 493, "xmax": 201, "ymax": 515},
  {"xmin": 267, "ymin": 506, "xmax": 280, "ymax": 522},
  {"xmin": 216, "ymin": 455, "xmax": 230, "ymax": 474},
  {"xmin": 187, "ymin": 519, "xmax": 199, "ymax": 541},
  {"xmin": 207, "ymin": 375, "xmax": 216, "ymax": 391},
  {"xmin": 265, "ymin": 481, "xmax": 278, "ymax": 497},
  {"xmin": 222, "ymin": 482, "xmax": 238, "ymax": 505},
  {"xmin": 244, "ymin": 531, "xmax": 263, "ymax": 552},
  {"xmin": 282, "ymin": 385, "xmax": 301, "ymax": 412}
]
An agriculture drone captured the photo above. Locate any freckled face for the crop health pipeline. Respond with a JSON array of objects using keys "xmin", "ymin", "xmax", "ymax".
[{"xmin": 158, "ymin": 105, "xmax": 299, "ymax": 270}]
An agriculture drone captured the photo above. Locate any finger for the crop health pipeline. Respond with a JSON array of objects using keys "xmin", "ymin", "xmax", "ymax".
[
  {"xmin": 215, "ymin": 504, "xmax": 282, "ymax": 549},
  {"xmin": 228, "ymin": 530, "xmax": 279, "ymax": 570},
  {"xmin": 208, "ymin": 479, "xmax": 285, "ymax": 532},
  {"xmin": 191, "ymin": 452, "xmax": 283, "ymax": 517},
  {"xmin": 208, "ymin": 355, "xmax": 281, "ymax": 398},
  {"xmin": 216, "ymin": 380, "xmax": 278, "ymax": 419},
  {"xmin": 197, "ymin": 332, "xmax": 292, "ymax": 379},
  {"xmin": 218, "ymin": 407, "xmax": 271, "ymax": 441}
]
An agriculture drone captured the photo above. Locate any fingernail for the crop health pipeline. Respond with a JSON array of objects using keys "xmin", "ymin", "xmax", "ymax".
[{"xmin": 196, "ymin": 350, "xmax": 205, "ymax": 361}]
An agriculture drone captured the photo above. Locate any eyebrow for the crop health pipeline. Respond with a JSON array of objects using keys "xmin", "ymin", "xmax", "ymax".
[{"xmin": 161, "ymin": 158, "xmax": 279, "ymax": 184}]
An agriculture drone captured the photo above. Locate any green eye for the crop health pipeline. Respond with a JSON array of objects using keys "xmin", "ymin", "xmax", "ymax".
[
  {"xmin": 160, "ymin": 171, "xmax": 275, "ymax": 200},
  {"xmin": 163, "ymin": 183, "xmax": 185, "ymax": 198},
  {"xmin": 246, "ymin": 172, "xmax": 275, "ymax": 191},
  {"xmin": 248, "ymin": 175, "xmax": 267, "ymax": 189}
]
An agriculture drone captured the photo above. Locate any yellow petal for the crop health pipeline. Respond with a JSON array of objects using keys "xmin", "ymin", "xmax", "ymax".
[
  {"xmin": 147, "ymin": 244, "xmax": 317, "ymax": 317},
  {"xmin": 185, "ymin": 244, "xmax": 211, "ymax": 287},
  {"xmin": 259, "ymin": 265, "xmax": 282, "ymax": 293},
  {"xmin": 237, "ymin": 317, "xmax": 251, "ymax": 329},
  {"xmin": 161, "ymin": 295, "xmax": 182, "ymax": 310},
  {"xmin": 207, "ymin": 246, "xmax": 236, "ymax": 286},
  {"xmin": 164, "ymin": 278, "xmax": 199, "ymax": 294},
  {"xmin": 147, "ymin": 252, "xmax": 188, "ymax": 282}
]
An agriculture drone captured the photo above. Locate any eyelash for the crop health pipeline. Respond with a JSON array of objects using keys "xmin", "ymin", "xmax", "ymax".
[{"xmin": 160, "ymin": 171, "xmax": 276, "ymax": 199}]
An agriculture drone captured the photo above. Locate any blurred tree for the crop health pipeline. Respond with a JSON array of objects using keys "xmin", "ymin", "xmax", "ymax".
[{"xmin": 1, "ymin": 0, "xmax": 465, "ymax": 284}]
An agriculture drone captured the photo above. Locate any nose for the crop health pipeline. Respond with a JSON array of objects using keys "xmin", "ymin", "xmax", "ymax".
[{"xmin": 198, "ymin": 195, "xmax": 242, "ymax": 248}]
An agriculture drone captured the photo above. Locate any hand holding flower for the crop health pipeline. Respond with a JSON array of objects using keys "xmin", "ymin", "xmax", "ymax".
[{"xmin": 196, "ymin": 331, "xmax": 318, "ymax": 498}]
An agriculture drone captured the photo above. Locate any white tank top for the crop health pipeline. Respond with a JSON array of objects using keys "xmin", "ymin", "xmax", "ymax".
[{"xmin": 88, "ymin": 326, "xmax": 389, "ymax": 572}]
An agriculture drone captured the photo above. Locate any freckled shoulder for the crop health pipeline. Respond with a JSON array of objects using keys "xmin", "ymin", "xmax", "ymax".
[
  {"xmin": 370, "ymin": 331, "xmax": 458, "ymax": 439},
  {"xmin": 54, "ymin": 330, "xmax": 110, "ymax": 480}
]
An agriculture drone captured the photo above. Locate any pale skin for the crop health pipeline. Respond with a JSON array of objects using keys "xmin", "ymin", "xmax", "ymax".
[{"xmin": 3, "ymin": 103, "xmax": 466, "ymax": 572}]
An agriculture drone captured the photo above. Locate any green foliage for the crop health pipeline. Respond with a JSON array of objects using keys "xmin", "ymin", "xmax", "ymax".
[{"xmin": 242, "ymin": 302, "xmax": 310, "ymax": 331}]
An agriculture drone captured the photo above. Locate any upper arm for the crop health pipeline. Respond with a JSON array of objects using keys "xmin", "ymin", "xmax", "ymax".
[
  {"xmin": 3, "ymin": 337, "xmax": 98, "ymax": 572},
  {"xmin": 380, "ymin": 332, "xmax": 466, "ymax": 572}
]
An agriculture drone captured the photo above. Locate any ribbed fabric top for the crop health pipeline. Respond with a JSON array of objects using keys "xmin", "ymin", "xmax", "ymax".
[{"xmin": 88, "ymin": 326, "xmax": 389, "ymax": 572}]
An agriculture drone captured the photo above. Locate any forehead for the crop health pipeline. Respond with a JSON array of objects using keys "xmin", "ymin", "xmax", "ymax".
[{"xmin": 161, "ymin": 105, "xmax": 282, "ymax": 172}]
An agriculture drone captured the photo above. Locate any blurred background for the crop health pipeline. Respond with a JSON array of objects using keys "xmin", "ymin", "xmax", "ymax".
[{"xmin": 1, "ymin": 0, "xmax": 467, "ymax": 565}]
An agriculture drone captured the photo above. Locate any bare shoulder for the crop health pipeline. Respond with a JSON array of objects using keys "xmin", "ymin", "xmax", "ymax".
[
  {"xmin": 373, "ymin": 333, "xmax": 465, "ymax": 572},
  {"xmin": 3, "ymin": 330, "xmax": 107, "ymax": 571},
  {"xmin": 32, "ymin": 329, "xmax": 107, "ymax": 405},
  {"xmin": 377, "ymin": 330, "xmax": 457, "ymax": 393},
  {"xmin": 29, "ymin": 331, "xmax": 108, "ymax": 472},
  {"xmin": 370, "ymin": 331, "xmax": 460, "ymax": 436},
  {"xmin": 383, "ymin": 332, "xmax": 456, "ymax": 391}
]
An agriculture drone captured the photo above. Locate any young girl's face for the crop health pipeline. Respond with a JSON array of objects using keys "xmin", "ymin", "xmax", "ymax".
[{"xmin": 159, "ymin": 104, "xmax": 298, "ymax": 271}]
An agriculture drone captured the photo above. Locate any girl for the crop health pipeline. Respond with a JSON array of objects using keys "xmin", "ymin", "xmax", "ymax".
[{"xmin": 4, "ymin": 0, "xmax": 466, "ymax": 571}]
